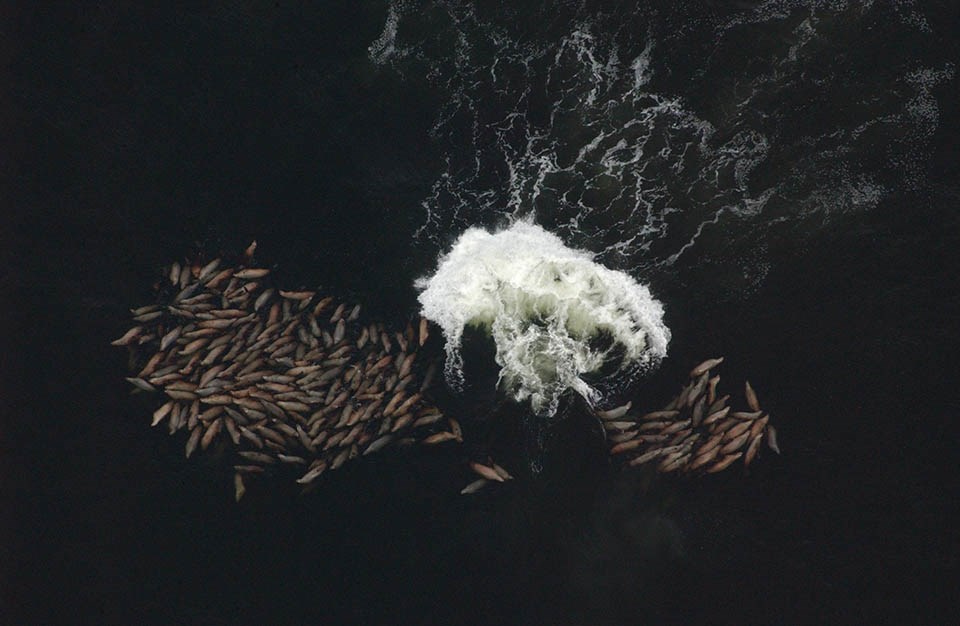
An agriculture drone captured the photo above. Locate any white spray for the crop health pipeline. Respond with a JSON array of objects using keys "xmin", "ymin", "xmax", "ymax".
[{"xmin": 416, "ymin": 220, "xmax": 670, "ymax": 416}]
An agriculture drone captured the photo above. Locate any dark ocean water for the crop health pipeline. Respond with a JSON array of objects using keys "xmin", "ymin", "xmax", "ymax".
[{"xmin": 3, "ymin": 2, "xmax": 959, "ymax": 624}]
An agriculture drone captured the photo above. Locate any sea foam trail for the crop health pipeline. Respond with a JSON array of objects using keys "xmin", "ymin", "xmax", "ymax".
[{"xmin": 416, "ymin": 221, "xmax": 670, "ymax": 416}]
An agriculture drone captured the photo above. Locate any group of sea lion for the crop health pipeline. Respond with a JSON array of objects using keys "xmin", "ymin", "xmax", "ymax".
[
  {"xmin": 114, "ymin": 244, "xmax": 778, "ymax": 500},
  {"xmin": 114, "ymin": 243, "xmax": 462, "ymax": 500},
  {"xmin": 596, "ymin": 357, "xmax": 780, "ymax": 474}
]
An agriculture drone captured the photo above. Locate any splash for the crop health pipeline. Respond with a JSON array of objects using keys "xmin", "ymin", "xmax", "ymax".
[{"xmin": 416, "ymin": 221, "xmax": 670, "ymax": 416}]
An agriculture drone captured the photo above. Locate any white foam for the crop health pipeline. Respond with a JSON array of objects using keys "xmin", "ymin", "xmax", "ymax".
[
  {"xmin": 368, "ymin": 0, "xmax": 404, "ymax": 65},
  {"xmin": 416, "ymin": 220, "xmax": 670, "ymax": 416}
]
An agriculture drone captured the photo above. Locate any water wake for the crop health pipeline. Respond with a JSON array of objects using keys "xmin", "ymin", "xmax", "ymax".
[
  {"xmin": 416, "ymin": 221, "xmax": 670, "ymax": 416},
  {"xmin": 372, "ymin": 1, "xmax": 948, "ymax": 297}
]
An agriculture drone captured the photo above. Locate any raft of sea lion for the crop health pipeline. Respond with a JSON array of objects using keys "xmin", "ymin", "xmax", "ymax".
[
  {"xmin": 114, "ymin": 242, "xmax": 462, "ymax": 500},
  {"xmin": 596, "ymin": 357, "xmax": 780, "ymax": 474},
  {"xmin": 114, "ymin": 244, "xmax": 779, "ymax": 500}
]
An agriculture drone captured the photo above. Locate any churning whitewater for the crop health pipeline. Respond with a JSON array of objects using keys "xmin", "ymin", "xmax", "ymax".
[{"xmin": 416, "ymin": 221, "xmax": 671, "ymax": 416}]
